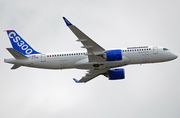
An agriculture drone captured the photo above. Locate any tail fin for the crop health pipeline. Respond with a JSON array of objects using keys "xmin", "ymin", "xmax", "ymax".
[{"xmin": 6, "ymin": 30, "xmax": 41, "ymax": 55}]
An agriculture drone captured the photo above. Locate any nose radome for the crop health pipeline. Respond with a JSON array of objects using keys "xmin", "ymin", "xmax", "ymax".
[{"xmin": 171, "ymin": 53, "xmax": 178, "ymax": 60}]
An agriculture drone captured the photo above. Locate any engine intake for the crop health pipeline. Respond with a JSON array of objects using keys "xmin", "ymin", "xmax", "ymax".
[
  {"xmin": 108, "ymin": 68, "xmax": 125, "ymax": 80},
  {"xmin": 103, "ymin": 50, "xmax": 122, "ymax": 61}
]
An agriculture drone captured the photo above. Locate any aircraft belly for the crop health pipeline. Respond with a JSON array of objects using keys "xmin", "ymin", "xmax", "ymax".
[
  {"xmin": 75, "ymin": 56, "xmax": 130, "ymax": 69},
  {"xmin": 26, "ymin": 56, "xmax": 83, "ymax": 69},
  {"xmin": 126, "ymin": 51, "xmax": 152, "ymax": 64}
]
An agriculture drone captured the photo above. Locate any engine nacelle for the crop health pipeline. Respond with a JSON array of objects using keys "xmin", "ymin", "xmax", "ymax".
[
  {"xmin": 108, "ymin": 68, "xmax": 125, "ymax": 80},
  {"xmin": 103, "ymin": 50, "xmax": 122, "ymax": 61}
]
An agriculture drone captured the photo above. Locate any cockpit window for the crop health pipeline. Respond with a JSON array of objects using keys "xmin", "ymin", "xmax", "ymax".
[{"xmin": 163, "ymin": 48, "xmax": 169, "ymax": 51}]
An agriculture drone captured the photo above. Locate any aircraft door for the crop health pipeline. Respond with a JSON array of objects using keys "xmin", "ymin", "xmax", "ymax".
[
  {"xmin": 153, "ymin": 46, "xmax": 158, "ymax": 54},
  {"xmin": 41, "ymin": 54, "xmax": 46, "ymax": 62}
]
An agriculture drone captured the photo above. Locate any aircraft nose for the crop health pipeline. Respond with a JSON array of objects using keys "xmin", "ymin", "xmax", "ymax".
[{"xmin": 171, "ymin": 53, "xmax": 178, "ymax": 60}]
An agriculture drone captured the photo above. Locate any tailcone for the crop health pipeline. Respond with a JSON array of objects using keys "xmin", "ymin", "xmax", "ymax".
[
  {"xmin": 4, "ymin": 59, "xmax": 7, "ymax": 63},
  {"xmin": 4, "ymin": 58, "xmax": 16, "ymax": 64}
]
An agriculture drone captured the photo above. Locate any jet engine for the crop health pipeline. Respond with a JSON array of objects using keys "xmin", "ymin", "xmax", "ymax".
[
  {"xmin": 104, "ymin": 68, "xmax": 125, "ymax": 80},
  {"xmin": 103, "ymin": 50, "xmax": 122, "ymax": 61}
]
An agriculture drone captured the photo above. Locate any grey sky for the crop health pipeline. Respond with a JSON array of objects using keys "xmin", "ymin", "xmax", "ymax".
[{"xmin": 1, "ymin": 0, "xmax": 180, "ymax": 118}]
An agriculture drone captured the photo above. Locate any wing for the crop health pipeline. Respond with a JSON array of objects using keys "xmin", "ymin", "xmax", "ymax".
[
  {"xmin": 63, "ymin": 17, "xmax": 105, "ymax": 62},
  {"xmin": 73, "ymin": 69, "xmax": 108, "ymax": 83}
]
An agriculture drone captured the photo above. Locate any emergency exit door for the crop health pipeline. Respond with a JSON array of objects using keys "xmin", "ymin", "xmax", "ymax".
[
  {"xmin": 153, "ymin": 46, "xmax": 158, "ymax": 54},
  {"xmin": 41, "ymin": 54, "xmax": 46, "ymax": 62}
]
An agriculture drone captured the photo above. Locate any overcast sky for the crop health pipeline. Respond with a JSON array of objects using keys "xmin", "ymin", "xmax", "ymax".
[{"xmin": 0, "ymin": 0, "xmax": 180, "ymax": 118}]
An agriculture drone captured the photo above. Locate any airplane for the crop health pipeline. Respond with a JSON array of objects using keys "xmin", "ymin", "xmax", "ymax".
[{"xmin": 4, "ymin": 17, "xmax": 178, "ymax": 83}]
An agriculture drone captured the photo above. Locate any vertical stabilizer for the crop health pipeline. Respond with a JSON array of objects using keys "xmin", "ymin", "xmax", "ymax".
[{"xmin": 6, "ymin": 30, "xmax": 41, "ymax": 55}]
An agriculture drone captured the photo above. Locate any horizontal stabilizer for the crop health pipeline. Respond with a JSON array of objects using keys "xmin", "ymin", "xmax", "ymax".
[
  {"xmin": 11, "ymin": 64, "xmax": 21, "ymax": 69},
  {"xmin": 6, "ymin": 48, "xmax": 28, "ymax": 59}
]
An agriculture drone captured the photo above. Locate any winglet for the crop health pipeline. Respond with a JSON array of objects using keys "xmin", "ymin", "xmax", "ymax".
[
  {"xmin": 63, "ymin": 17, "xmax": 73, "ymax": 26},
  {"xmin": 73, "ymin": 78, "xmax": 79, "ymax": 83}
]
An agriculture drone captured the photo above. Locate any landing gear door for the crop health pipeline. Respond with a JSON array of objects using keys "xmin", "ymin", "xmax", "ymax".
[
  {"xmin": 41, "ymin": 54, "xmax": 46, "ymax": 62},
  {"xmin": 142, "ymin": 54, "xmax": 149, "ymax": 63},
  {"xmin": 60, "ymin": 60, "xmax": 67, "ymax": 68}
]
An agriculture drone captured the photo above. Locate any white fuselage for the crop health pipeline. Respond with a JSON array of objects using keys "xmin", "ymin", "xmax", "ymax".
[{"xmin": 4, "ymin": 46, "xmax": 177, "ymax": 70}]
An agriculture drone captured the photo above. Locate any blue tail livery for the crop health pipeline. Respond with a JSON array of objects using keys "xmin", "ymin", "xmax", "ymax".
[{"xmin": 6, "ymin": 30, "xmax": 41, "ymax": 55}]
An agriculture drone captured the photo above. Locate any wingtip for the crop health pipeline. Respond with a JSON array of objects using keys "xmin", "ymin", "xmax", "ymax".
[
  {"xmin": 73, "ymin": 78, "xmax": 79, "ymax": 83},
  {"xmin": 62, "ymin": 17, "xmax": 73, "ymax": 26}
]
